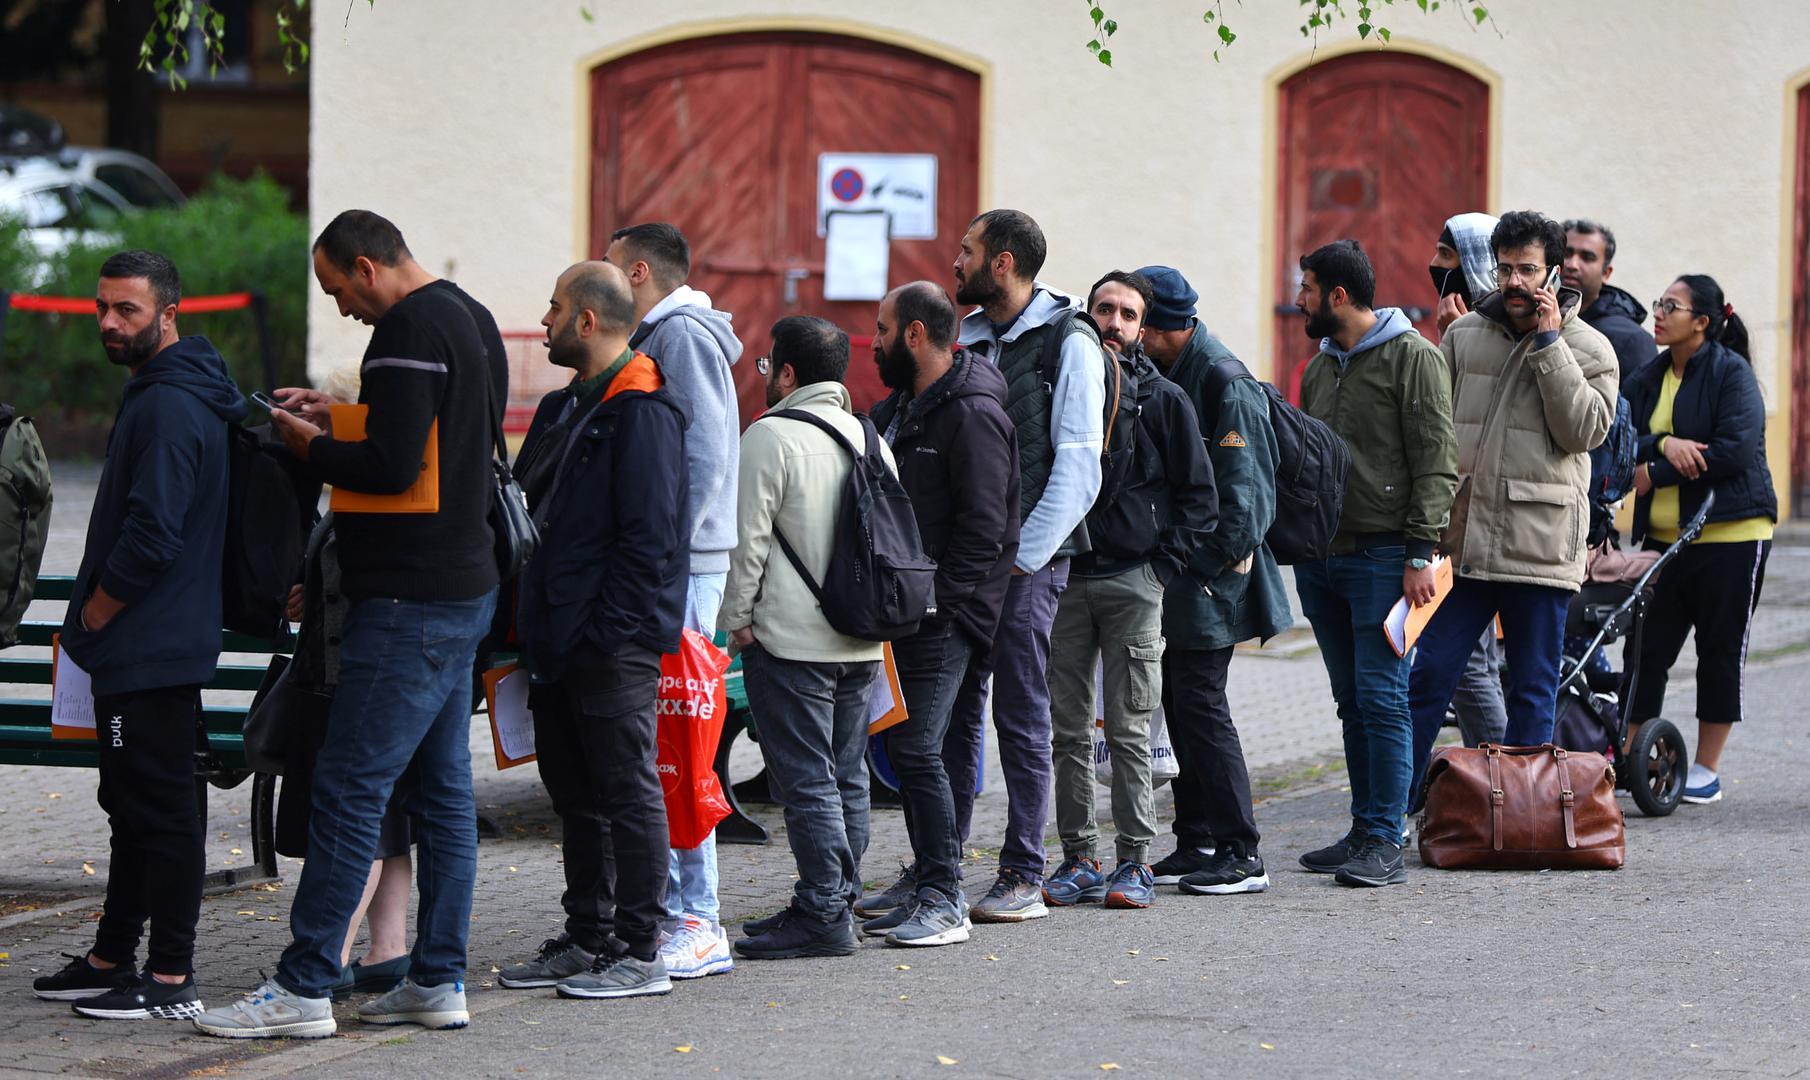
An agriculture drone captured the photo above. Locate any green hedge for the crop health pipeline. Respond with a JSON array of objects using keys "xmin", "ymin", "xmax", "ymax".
[{"xmin": 0, "ymin": 173, "xmax": 307, "ymax": 424}]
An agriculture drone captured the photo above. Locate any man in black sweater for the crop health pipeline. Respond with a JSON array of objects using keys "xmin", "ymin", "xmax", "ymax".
[
  {"xmin": 197, "ymin": 211, "xmax": 507, "ymax": 1039},
  {"xmin": 860, "ymin": 282, "xmax": 1020, "ymax": 948}
]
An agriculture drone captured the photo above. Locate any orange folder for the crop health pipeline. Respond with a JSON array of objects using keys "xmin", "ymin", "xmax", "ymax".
[
  {"xmin": 1383, "ymin": 556, "xmax": 1455, "ymax": 658},
  {"xmin": 326, "ymin": 404, "xmax": 440, "ymax": 513}
]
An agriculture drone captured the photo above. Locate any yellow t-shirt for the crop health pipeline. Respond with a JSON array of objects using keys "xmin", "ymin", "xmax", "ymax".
[{"xmin": 1646, "ymin": 365, "xmax": 1773, "ymax": 544}]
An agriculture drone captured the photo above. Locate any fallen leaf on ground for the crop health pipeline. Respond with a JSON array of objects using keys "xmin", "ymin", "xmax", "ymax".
[
  {"xmin": 895, "ymin": 964, "xmax": 911, "ymax": 971},
  {"xmin": 230, "ymin": 848, "xmax": 243, "ymax": 855},
  {"xmin": 1261, "ymin": 1043, "xmax": 1275, "ymax": 1050},
  {"xmin": 81, "ymin": 863, "xmax": 96, "ymax": 876},
  {"xmin": 46, "ymin": 792, "xmax": 60, "ymax": 799},
  {"xmin": 936, "ymin": 1056, "xmax": 959, "ymax": 1066},
  {"xmin": 1126, "ymin": 949, "xmax": 1140, "ymax": 956},
  {"xmin": 1101, "ymin": 1066, "xmax": 1121, "ymax": 1072},
  {"xmin": 237, "ymin": 910, "xmax": 256, "ymax": 916},
  {"xmin": 1111, "ymin": 979, "xmax": 1129, "ymax": 986},
  {"xmin": 674, "ymin": 1046, "xmax": 693, "ymax": 1053},
  {"xmin": 983, "ymin": 954, "xmax": 999, "ymax": 961}
]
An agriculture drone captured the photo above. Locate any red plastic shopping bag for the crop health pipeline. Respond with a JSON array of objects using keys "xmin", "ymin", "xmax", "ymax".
[{"xmin": 657, "ymin": 629, "xmax": 734, "ymax": 849}]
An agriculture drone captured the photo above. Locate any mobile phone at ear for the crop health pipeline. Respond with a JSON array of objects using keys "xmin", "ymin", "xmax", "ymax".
[{"xmin": 1544, "ymin": 266, "xmax": 1562, "ymax": 292}]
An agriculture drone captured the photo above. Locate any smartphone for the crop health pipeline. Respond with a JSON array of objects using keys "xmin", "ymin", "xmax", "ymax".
[
  {"xmin": 251, "ymin": 391, "xmax": 297, "ymax": 414},
  {"xmin": 1543, "ymin": 265, "xmax": 1562, "ymax": 293}
]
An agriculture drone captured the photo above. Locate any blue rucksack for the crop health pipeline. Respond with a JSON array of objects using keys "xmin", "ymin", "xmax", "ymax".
[{"xmin": 1586, "ymin": 396, "xmax": 1637, "ymax": 543}]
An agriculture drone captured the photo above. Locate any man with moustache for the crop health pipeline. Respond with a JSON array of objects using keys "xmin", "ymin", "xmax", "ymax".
[
  {"xmin": 862, "ymin": 281, "xmax": 1019, "ymax": 947},
  {"xmin": 1042, "ymin": 270, "xmax": 1216, "ymax": 910},
  {"xmin": 1292, "ymin": 239, "xmax": 1457, "ymax": 888},
  {"xmin": 501, "ymin": 261, "xmax": 689, "ymax": 1001},
  {"xmin": 36, "ymin": 251, "xmax": 247, "ymax": 1021}
]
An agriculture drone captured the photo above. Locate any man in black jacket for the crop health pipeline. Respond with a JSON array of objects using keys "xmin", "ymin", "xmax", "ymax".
[
  {"xmin": 859, "ymin": 282, "xmax": 1020, "ymax": 948},
  {"xmin": 199, "ymin": 212, "xmax": 507, "ymax": 1039},
  {"xmin": 1562, "ymin": 219, "xmax": 1655, "ymax": 378},
  {"xmin": 1044, "ymin": 270, "xmax": 1217, "ymax": 911},
  {"xmin": 501, "ymin": 261, "xmax": 690, "ymax": 999},
  {"xmin": 38, "ymin": 251, "xmax": 247, "ymax": 1022}
]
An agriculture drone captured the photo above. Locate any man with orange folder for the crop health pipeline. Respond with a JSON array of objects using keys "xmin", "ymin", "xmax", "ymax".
[{"xmin": 198, "ymin": 211, "xmax": 507, "ymax": 1039}]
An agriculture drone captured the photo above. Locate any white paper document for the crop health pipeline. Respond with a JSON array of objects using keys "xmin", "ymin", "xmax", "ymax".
[
  {"xmin": 823, "ymin": 210, "xmax": 891, "ymax": 301},
  {"xmin": 51, "ymin": 638, "xmax": 97, "ymax": 739},
  {"xmin": 486, "ymin": 665, "xmax": 536, "ymax": 768}
]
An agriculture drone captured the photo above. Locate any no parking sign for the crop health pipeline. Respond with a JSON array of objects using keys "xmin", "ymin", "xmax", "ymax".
[{"xmin": 816, "ymin": 152, "xmax": 938, "ymax": 239}]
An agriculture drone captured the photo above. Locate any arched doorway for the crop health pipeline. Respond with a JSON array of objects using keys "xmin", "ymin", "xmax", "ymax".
[
  {"xmin": 1273, "ymin": 52, "xmax": 1489, "ymax": 396},
  {"xmin": 590, "ymin": 32, "xmax": 983, "ymax": 424}
]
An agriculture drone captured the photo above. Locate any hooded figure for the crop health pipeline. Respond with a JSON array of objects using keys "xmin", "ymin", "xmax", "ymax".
[{"xmin": 1432, "ymin": 212, "xmax": 1501, "ymax": 306}]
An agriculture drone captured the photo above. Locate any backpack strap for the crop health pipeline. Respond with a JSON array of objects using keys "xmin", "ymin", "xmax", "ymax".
[
  {"xmin": 1198, "ymin": 356, "xmax": 1255, "ymax": 434},
  {"xmin": 762, "ymin": 408, "xmax": 870, "ymax": 605},
  {"xmin": 1036, "ymin": 311, "xmax": 1121, "ymax": 448}
]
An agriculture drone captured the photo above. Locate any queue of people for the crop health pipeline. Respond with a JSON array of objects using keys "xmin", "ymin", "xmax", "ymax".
[{"xmin": 33, "ymin": 203, "xmax": 1775, "ymax": 1033}]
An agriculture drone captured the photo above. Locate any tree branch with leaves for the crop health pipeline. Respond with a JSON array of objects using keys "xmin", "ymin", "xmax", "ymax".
[{"xmin": 1084, "ymin": 0, "xmax": 1497, "ymax": 67}]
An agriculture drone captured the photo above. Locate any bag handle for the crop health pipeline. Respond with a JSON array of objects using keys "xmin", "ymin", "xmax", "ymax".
[
  {"xmin": 1486, "ymin": 745, "xmax": 1505, "ymax": 852},
  {"xmin": 1552, "ymin": 746, "xmax": 1578, "ymax": 849}
]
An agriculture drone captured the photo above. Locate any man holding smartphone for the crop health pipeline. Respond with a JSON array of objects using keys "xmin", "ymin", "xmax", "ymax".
[{"xmin": 1405, "ymin": 210, "xmax": 1619, "ymax": 804}]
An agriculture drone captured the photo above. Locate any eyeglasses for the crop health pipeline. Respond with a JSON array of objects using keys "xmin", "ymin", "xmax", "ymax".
[
  {"xmin": 755, "ymin": 356, "xmax": 772, "ymax": 375},
  {"xmin": 1651, "ymin": 299, "xmax": 1699, "ymax": 318},
  {"xmin": 1492, "ymin": 263, "xmax": 1547, "ymax": 284}
]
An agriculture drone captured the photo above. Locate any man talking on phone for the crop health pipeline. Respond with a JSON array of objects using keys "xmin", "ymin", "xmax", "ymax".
[{"xmin": 1405, "ymin": 210, "xmax": 1618, "ymax": 805}]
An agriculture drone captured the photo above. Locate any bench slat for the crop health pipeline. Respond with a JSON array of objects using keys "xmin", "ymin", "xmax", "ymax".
[
  {"xmin": 0, "ymin": 656, "xmax": 272, "ymax": 691},
  {"xmin": 12, "ymin": 620, "xmax": 290, "ymax": 655}
]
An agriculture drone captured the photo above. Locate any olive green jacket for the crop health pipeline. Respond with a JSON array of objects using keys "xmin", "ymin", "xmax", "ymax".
[{"xmin": 1298, "ymin": 312, "xmax": 1458, "ymax": 562}]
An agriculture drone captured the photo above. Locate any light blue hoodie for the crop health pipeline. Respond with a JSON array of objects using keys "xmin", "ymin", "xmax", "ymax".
[{"xmin": 1320, "ymin": 305, "xmax": 1417, "ymax": 367}]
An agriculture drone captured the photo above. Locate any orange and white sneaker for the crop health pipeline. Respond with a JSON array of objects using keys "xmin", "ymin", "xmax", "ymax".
[{"xmin": 659, "ymin": 915, "xmax": 734, "ymax": 979}]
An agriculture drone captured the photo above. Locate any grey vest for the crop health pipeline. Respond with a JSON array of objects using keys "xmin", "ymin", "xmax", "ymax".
[{"xmin": 984, "ymin": 315, "xmax": 1099, "ymax": 559}]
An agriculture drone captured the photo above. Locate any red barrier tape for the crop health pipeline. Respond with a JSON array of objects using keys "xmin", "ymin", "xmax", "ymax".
[{"xmin": 7, "ymin": 292, "xmax": 256, "ymax": 315}]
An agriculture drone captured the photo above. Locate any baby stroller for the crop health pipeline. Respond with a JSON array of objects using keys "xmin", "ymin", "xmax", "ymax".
[{"xmin": 1552, "ymin": 491, "xmax": 1715, "ymax": 817}]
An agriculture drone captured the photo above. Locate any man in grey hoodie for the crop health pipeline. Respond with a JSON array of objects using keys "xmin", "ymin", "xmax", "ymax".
[{"xmin": 605, "ymin": 223, "xmax": 742, "ymax": 979}]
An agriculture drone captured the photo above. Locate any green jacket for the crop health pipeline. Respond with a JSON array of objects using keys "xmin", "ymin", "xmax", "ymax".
[
  {"xmin": 1298, "ymin": 310, "xmax": 1458, "ymax": 562},
  {"xmin": 1158, "ymin": 325, "xmax": 1291, "ymax": 651}
]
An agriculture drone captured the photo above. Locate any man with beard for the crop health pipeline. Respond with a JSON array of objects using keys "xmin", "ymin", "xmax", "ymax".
[
  {"xmin": 861, "ymin": 282, "xmax": 1019, "ymax": 947},
  {"xmin": 1042, "ymin": 270, "xmax": 1216, "ymax": 910},
  {"xmin": 1561, "ymin": 219, "xmax": 1655, "ymax": 379},
  {"xmin": 1292, "ymin": 239, "xmax": 1457, "ymax": 888},
  {"xmin": 499, "ymin": 261, "xmax": 689, "ymax": 1001},
  {"xmin": 38, "ymin": 251, "xmax": 247, "ymax": 1021},
  {"xmin": 923, "ymin": 209, "xmax": 1106, "ymax": 924},
  {"xmin": 1406, "ymin": 211, "xmax": 1617, "ymax": 814}
]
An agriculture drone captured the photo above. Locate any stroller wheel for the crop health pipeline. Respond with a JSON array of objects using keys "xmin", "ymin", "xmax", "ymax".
[{"xmin": 1626, "ymin": 718, "xmax": 1689, "ymax": 817}]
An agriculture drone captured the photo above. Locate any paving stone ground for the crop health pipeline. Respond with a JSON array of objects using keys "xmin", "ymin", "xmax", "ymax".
[{"xmin": 4, "ymin": 463, "xmax": 1807, "ymax": 1078}]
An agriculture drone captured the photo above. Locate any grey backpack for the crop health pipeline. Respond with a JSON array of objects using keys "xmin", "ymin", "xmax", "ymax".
[{"xmin": 0, "ymin": 404, "xmax": 52, "ymax": 646}]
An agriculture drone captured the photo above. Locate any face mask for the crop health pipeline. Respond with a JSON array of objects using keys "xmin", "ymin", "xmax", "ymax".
[{"xmin": 1429, "ymin": 265, "xmax": 1472, "ymax": 305}]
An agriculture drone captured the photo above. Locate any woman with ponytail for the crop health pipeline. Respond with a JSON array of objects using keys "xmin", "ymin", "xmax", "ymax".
[{"xmin": 1624, "ymin": 274, "xmax": 1776, "ymax": 804}]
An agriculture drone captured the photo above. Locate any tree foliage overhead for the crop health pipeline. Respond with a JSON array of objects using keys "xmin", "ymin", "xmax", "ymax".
[
  {"xmin": 141, "ymin": 0, "xmax": 316, "ymax": 86},
  {"xmin": 1084, "ymin": 0, "xmax": 1496, "ymax": 66}
]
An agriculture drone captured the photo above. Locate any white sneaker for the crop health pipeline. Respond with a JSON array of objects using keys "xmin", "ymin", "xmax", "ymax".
[
  {"xmin": 659, "ymin": 915, "xmax": 734, "ymax": 979},
  {"xmin": 192, "ymin": 980, "xmax": 335, "ymax": 1039}
]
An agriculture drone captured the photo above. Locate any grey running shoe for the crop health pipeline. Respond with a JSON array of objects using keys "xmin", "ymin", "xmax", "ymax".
[
  {"xmin": 357, "ymin": 978, "xmax": 470, "ymax": 1029},
  {"xmin": 193, "ymin": 980, "xmax": 335, "ymax": 1039},
  {"xmin": 499, "ymin": 935, "xmax": 596, "ymax": 989},
  {"xmin": 860, "ymin": 895, "xmax": 920, "ymax": 938},
  {"xmin": 71, "ymin": 972, "xmax": 202, "ymax": 1020},
  {"xmin": 853, "ymin": 864, "xmax": 918, "ymax": 918},
  {"xmin": 556, "ymin": 954, "xmax": 672, "ymax": 1000},
  {"xmin": 885, "ymin": 888, "xmax": 971, "ymax": 948},
  {"xmin": 970, "ymin": 868, "xmax": 1049, "ymax": 923}
]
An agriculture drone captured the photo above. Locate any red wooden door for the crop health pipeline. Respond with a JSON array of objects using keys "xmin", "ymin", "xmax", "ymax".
[
  {"xmin": 1274, "ymin": 53, "xmax": 1489, "ymax": 396},
  {"xmin": 591, "ymin": 33, "xmax": 981, "ymax": 424},
  {"xmin": 1792, "ymin": 83, "xmax": 1809, "ymax": 517}
]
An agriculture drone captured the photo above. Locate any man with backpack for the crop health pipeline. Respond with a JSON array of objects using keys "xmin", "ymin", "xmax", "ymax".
[
  {"xmin": 939, "ymin": 209, "xmax": 1108, "ymax": 924},
  {"xmin": 723, "ymin": 316, "xmax": 892, "ymax": 961},
  {"xmin": 32, "ymin": 251, "xmax": 246, "ymax": 1022},
  {"xmin": 197, "ymin": 211, "xmax": 507, "ymax": 1038},
  {"xmin": 1292, "ymin": 240, "xmax": 1457, "ymax": 889},
  {"xmin": 1406, "ymin": 211, "xmax": 1617, "ymax": 813},
  {"xmin": 1042, "ymin": 270, "xmax": 1217, "ymax": 911},
  {"xmin": 1135, "ymin": 265, "xmax": 1290, "ymax": 897},
  {"xmin": 862, "ymin": 281, "xmax": 1020, "ymax": 947}
]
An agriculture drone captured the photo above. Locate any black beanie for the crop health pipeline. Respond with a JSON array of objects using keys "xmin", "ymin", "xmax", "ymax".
[{"xmin": 1134, "ymin": 264, "xmax": 1197, "ymax": 331}]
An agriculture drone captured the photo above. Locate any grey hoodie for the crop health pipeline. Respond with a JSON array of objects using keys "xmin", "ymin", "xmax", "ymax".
[
  {"xmin": 630, "ymin": 285, "xmax": 742, "ymax": 574},
  {"xmin": 1319, "ymin": 305, "xmax": 1418, "ymax": 367}
]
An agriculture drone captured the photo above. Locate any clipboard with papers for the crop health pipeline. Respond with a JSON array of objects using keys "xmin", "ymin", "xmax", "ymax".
[
  {"xmin": 1383, "ymin": 556, "xmax": 1454, "ymax": 658},
  {"xmin": 326, "ymin": 404, "xmax": 440, "ymax": 513}
]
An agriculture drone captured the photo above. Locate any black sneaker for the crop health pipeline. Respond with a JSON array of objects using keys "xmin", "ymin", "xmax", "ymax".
[
  {"xmin": 1150, "ymin": 847, "xmax": 1215, "ymax": 886},
  {"xmin": 1298, "ymin": 830, "xmax": 1363, "ymax": 874},
  {"xmin": 1333, "ymin": 837, "xmax": 1408, "ymax": 888},
  {"xmin": 733, "ymin": 909, "xmax": 858, "ymax": 960},
  {"xmin": 33, "ymin": 953, "xmax": 137, "ymax": 1001},
  {"xmin": 853, "ymin": 864, "xmax": 918, "ymax": 918},
  {"xmin": 1179, "ymin": 849, "xmax": 1271, "ymax": 895},
  {"xmin": 741, "ymin": 902, "xmax": 801, "ymax": 938},
  {"xmin": 860, "ymin": 895, "xmax": 920, "ymax": 938},
  {"xmin": 71, "ymin": 972, "xmax": 203, "ymax": 1020}
]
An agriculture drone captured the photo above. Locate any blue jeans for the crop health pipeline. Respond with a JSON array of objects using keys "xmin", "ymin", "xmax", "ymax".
[
  {"xmin": 1408, "ymin": 577, "xmax": 1570, "ymax": 808},
  {"xmin": 1295, "ymin": 550, "xmax": 1413, "ymax": 845},
  {"xmin": 666, "ymin": 572, "xmax": 725, "ymax": 924},
  {"xmin": 276, "ymin": 592, "xmax": 496, "ymax": 998}
]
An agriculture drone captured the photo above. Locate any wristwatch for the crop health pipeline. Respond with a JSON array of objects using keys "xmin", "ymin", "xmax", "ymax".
[{"xmin": 1407, "ymin": 557, "xmax": 1432, "ymax": 571}]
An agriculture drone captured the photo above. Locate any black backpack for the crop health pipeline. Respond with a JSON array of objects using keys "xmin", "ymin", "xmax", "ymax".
[
  {"xmin": 223, "ymin": 422, "xmax": 320, "ymax": 642},
  {"xmin": 768, "ymin": 409, "xmax": 937, "ymax": 641},
  {"xmin": 1201, "ymin": 358, "xmax": 1351, "ymax": 564},
  {"xmin": 1034, "ymin": 312, "xmax": 1140, "ymax": 516},
  {"xmin": 1586, "ymin": 396, "xmax": 1637, "ymax": 543}
]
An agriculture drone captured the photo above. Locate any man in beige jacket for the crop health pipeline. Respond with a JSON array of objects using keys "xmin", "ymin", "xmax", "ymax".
[
  {"xmin": 722, "ymin": 315, "xmax": 892, "ymax": 961},
  {"xmin": 1407, "ymin": 210, "xmax": 1618, "ymax": 804}
]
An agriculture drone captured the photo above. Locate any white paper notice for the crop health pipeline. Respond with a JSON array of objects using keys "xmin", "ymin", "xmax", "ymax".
[
  {"xmin": 823, "ymin": 210, "xmax": 890, "ymax": 302},
  {"xmin": 51, "ymin": 638, "xmax": 97, "ymax": 739},
  {"xmin": 489, "ymin": 666, "xmax": 536, "ymax": 768}
]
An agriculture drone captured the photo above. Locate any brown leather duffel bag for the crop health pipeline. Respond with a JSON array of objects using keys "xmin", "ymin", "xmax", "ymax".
[{"xmin": 1418, "ymin": 743, "xmax": 1624, "ymax": 870}]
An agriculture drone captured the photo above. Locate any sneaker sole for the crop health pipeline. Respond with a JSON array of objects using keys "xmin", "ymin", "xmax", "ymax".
[
  {"xmin": 358, "ymin": 1009, "xmax": 470, "ymax": 1028},
  {"xmin": 861, "ymin": 919, "xmax": 909, "ymax": 938},
  {"xmin": 665, "ymin": 957, "xmax": 734, "ymax": 980},
  {"xmin": 496, "ymin": 974, "xmax": 576, "ymax": 989},
  {"xmin": 971, "ymin": 902, "xmax": 1049, "ymax": 924},
  {"xmin": 886, "ymin": 920, "xmax": 972, "ymax": 947},
  {"xmin": 1103, "ymin": 891, "xmax": 1152, "ymax": 910},
  {"xmin": 852, "ymin": 902, "xmax": 905, "ymax": 919},
  {"xmin": 1297, "ymin": 856, "xmax": 1347, "ymax": 874},
  {"xmin": 1179, "ymin": 874, "xmax": 1271, "ymax": 896},
  {"xmin": 36, "ymin": 986, "xmax": 125, "ymax": 1001},
  {"xmin": 1333, "ymin": 868, "xmax": 1407, "ymax": 887},
  {"xmin": 555, "ymin": 979, "xmax": 673, "ymax": 1000},
  {"xmin": 1041, "ymin": 886, "xmax": 1107, "ymax": 907},
  {"xmin": 1150, "ymin": 873, "xmax": 1190, "ymax": 886},
  {"xmin": 732, "ymin": 940, "xmax": 858, "ymax": 959},
  {"xmin": 193, "ymin": 1017, "xmax": 337, "ymax": 1039},
  {"xmin": 1680, "ymin": 792, "xmax": 1723, "ymax": 805},
  {"xmin": 73, "ymin": 999, "xmax": 204, "ymax": 1020}
]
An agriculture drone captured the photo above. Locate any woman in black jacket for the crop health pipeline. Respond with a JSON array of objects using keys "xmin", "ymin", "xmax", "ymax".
[{"xmin": 1625, "ymin": 274, "xmax": 1776, "ymax": 805}]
